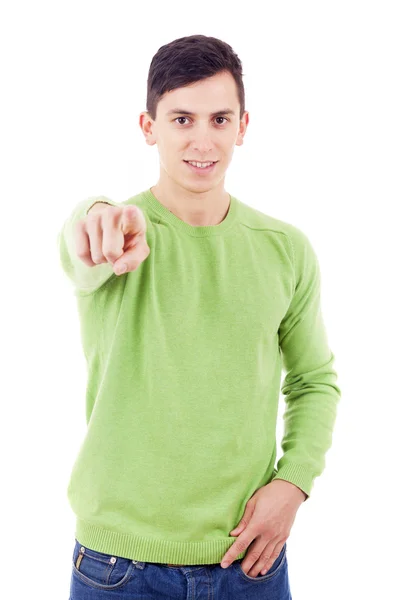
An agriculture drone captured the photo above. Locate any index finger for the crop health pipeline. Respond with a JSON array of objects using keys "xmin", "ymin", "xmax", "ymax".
[{"xmin": 220, "ymin": 532, "xmax": 252, "ymax": 568}]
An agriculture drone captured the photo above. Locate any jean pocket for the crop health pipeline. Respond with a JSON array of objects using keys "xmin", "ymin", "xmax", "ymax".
[
  {"xmin": 72, "ymin": 538, "xmax": 135, "ymax": 590},
  {"xmin": 234, "ymin": 542, "xmax": 287, "ymax": 582}
]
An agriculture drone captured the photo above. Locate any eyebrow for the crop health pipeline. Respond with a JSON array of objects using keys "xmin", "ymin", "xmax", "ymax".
[{"xmin": 166, "ymin": 108, "xmax": 235, "ymax": 117}]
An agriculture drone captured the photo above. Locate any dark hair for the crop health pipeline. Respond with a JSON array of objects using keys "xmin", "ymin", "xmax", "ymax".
[{"xmin": 146, "ymin": 35, "xmax": 245, "ymax": 121}]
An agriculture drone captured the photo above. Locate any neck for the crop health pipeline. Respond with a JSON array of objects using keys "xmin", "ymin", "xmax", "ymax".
[{"xmin": 150, "ymin": 180, "xmax": 231, "ymax": 227}]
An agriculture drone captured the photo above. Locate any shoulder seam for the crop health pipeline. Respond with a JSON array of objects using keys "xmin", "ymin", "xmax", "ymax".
[
  {"xmin": 238, "ymin": 222, "xmax": 294, "ymax": 259},
  {"xmin": 238, "ymin": 221, "xmax": 291, "ymax": 237}
]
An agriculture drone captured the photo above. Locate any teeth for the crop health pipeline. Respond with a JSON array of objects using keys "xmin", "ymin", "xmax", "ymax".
[{"xmin": 187, "ymin": 161, "xmax": 214, "ymax": 168}]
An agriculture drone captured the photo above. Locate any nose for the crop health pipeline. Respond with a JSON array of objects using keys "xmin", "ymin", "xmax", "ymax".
[{"xmin": 190, "ymin": 127, "xmax": 214, "ymax": 154}]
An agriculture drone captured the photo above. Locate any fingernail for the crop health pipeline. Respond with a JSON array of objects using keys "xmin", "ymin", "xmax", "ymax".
[{"xmin": 221, "ymin": 562, "xmax": 229, "ymax": 568}]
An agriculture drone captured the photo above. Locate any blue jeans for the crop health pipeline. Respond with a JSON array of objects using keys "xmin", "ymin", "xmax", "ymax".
[{"xmin": 69, "ymin": 537, "xmax": 292, "ymax": 599}]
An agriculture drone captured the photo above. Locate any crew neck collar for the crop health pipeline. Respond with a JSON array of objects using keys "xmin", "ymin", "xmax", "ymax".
[{"xmin": 142, "ymin": 187, "xmax": 238, "ymax": 237}]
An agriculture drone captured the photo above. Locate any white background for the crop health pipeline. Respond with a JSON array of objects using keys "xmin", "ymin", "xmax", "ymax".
[{"xmin": 1, "ymin": 1, "xmax": 399, "ymax": 598}]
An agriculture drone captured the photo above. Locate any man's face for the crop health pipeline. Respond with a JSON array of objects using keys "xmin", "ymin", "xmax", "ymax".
[{"xmin": 140, "ymin": 70, "xmax": 249, "ymax": 192}]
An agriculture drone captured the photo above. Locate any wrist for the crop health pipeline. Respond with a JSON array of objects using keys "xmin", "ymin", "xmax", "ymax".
[{"xmin": 270, "ymin": 478, "xmax": 307, "ymax": 503}]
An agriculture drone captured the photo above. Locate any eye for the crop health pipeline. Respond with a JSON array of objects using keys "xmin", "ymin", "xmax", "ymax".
[
  {"xmin": 174, "ymin": 116, "xmax": 228, "ymax": 126},
  {"xmin": 175, "ymin": 117, "xmax": 190, "ymax": 125}
]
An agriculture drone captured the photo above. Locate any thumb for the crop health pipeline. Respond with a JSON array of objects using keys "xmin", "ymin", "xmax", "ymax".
[
  {"xmin": 230, "ymin": 503, "xmax": 254, "ymax": 536},
  {"xmin": 113, "ymin": 233, "xmax": 149, "ymax": 274}
]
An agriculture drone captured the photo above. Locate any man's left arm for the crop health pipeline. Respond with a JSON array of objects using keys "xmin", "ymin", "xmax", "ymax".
[{"xmin": 271, "ymin": 226, "xmax": 342, "ymax": 501}]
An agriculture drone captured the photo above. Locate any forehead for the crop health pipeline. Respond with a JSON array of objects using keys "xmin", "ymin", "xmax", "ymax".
[{"xmin": 159, "ymin": 71, "xmax": 238, "ymax": 115}]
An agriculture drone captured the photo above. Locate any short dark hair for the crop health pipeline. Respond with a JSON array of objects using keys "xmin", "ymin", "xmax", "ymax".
[{"xmin": 146, "ymin": 35, "xmax": 246, "ymax": 121}]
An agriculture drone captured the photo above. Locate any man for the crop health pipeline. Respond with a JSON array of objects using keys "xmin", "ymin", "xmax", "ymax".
[{"xmin": 58, "ymin": 34, "xmax": 341, "ymax": 599}]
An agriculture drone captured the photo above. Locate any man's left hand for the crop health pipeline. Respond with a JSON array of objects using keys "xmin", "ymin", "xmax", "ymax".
[{"xmin": 220, "ymin": 479, "xmax": 306, "ymax": 577}]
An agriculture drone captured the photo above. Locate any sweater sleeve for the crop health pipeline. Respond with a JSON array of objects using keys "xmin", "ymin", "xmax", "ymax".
[
  {"xmin": 56, "ymin": 195, "xmax": 124, "ymax": 296},
  {"xmin": 270, "ymin": 227, "xmax": 341, "ymax": 501}
]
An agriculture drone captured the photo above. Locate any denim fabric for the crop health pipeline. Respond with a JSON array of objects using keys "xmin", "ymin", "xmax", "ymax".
[{"xmin": 69, "ymin": 537, "xmax": 292, "ymax": 599}]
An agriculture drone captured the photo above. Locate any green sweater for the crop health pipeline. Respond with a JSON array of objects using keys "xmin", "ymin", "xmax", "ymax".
[{"xmin": 57, "ymin": 187, "xmax": 341, "ymax": 564}]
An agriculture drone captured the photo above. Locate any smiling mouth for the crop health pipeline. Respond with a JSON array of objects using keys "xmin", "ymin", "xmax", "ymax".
[{"xmin": 183, "ymin": 160, "xmax": 218, "ymax": 173}]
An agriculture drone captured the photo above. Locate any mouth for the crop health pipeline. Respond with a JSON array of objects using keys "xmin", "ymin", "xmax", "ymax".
[{"xmin": 183, "ymin": 160, "xmax": 218, "ymax": 174}]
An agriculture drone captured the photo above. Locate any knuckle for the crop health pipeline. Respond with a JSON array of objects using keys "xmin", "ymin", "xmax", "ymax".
[
  {"xmin": 103, "ymin": 248, "xmax": 120, "ymax": 263},
  {"xmin": 265, "ymin": 550, "xmax": 279, "ymax": 566},
  {"xmin": 235, "ymin": 540, "xmax": 248, "ymax": 553},
  {"xmin": 86, "ymin": 212, "xmax": 100, "ymax": 223},
  {"xmin": 92, "ymin": 256, "xmax": 104, "ymax": 264},
  {"xmin": 260, "ymin": 551, "xmax": 270, "ymax": 562},
  {"xmin": 247, "ymin": 550, "xmax": 260, "ymax": 562},
  {"xmin": 76, "ymin": 248, "xmax": 87, "ymax": 259},
  {"xmin": 110, "ymin": 208, "xmax": 122, "ymax": 224}
]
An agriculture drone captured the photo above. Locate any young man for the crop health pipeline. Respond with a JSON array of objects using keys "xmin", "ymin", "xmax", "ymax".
[{"xmin": 58, "ymin": 34, "xmax": 341, "ymax": 599}]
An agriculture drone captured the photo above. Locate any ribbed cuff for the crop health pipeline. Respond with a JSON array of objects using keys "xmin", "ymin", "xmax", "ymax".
[
  {"xmin": 85, "ymin": 196, "xmax": 120, "ymax": 216},
  {"xmin": 270, "ymin": 462, "xmax": 314, "ymax": 501}
]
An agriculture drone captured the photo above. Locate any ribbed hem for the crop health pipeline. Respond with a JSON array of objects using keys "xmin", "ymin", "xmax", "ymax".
[
  {"xmin": 270, "ymin": 462, "xmax": 314, "ymax": 500},
  {"xmin": 141, "ymin": 187, "xmax": 238, "ymax": 237},
  {"xmin": 75, "ymin": 517, "xmax": 246, "ymax": 565}
]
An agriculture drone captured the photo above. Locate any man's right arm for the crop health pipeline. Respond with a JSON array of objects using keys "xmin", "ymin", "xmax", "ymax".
[{"xmin": 57, "ymin": 195, "xmax": 124, "ymax": 295}]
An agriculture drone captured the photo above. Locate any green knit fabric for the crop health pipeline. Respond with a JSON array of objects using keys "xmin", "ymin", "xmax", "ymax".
[{"xmin": 57, "ymin": 188, "xmax": 341, "ymax": 564}]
